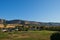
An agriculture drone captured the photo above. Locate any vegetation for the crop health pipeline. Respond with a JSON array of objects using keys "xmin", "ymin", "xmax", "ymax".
[
  {"xmin": 50, "ymin": 32, "xmax": 60, "ymax": 40},
  {"xmin": 0, "ymin": 31, "xmax": 55, "ymax": 40},
  {"xmin": 0, "ymin": 19, "xmax": 60, "ymax": 40},
  {"xmin": 14, "ymin": 25, "xmax": 60, "ymax": 31}
]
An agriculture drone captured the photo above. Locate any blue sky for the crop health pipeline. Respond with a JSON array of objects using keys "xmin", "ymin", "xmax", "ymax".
[{"xmin": 0, "ymin": 0, "xmax": 60, "ymax": 22}]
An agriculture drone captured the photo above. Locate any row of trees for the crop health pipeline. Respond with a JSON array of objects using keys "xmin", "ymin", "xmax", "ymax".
[
  {"xmin": 14, "ymin": 25, "xmax": 60, "ymax": 31},
  {"xmin": 1, "ymin": 25, "xmax": 60, "ymax": 32}
]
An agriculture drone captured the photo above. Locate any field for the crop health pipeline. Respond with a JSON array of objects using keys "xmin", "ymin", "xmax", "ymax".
[{"xmin": 0, "ymin": 31, "xmax": 55, "ymax": 40}]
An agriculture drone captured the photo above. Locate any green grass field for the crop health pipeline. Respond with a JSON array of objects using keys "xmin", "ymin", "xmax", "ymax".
[{"xmin": 0, "ymin": 31, "xmax": 56, "ymax": 40}]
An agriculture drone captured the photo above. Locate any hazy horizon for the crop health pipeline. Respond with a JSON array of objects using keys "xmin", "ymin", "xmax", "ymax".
[{"xmin": 0, "ymin": 0, "xmax": 60, "ymax": 22}]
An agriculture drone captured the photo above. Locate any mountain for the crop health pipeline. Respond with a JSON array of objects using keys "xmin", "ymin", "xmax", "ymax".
[
  {"xmin": 0, "ymin": 19, "xmax": 60, "ymax": 26},
  {"xmin": 6, "ymin": 19, "xmax": 41, "ymax": 26}
]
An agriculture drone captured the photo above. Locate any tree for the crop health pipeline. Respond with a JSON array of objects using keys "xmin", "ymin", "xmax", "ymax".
[{"xmin": 3, "ymin": 20, "xmax": 7, "ymax": 28}]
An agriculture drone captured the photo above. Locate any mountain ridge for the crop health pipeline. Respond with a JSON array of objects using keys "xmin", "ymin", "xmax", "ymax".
[{"xmin": 0, "ymin": 19, "xmax": 60, "ymax": 26}]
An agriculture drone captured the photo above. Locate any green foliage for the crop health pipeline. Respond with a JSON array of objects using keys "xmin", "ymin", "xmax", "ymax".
[{"xmin": 0, "ymin": 31, "xmax": 54, "ymax": 40}]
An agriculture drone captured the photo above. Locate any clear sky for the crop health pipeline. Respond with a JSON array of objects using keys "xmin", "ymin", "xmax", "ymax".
[{"xmin": 0, "ymin": 0, "xmax": 60, "ymax": 22}]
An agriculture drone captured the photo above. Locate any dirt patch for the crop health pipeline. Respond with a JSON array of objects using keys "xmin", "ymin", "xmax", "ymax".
[
  {"xmin": 17, "ymin": 35, "xmax": 30, "ymax": 38},
  {"xmin": 9, "ymin": 34, "xmax": 30, "ymax": 38}
]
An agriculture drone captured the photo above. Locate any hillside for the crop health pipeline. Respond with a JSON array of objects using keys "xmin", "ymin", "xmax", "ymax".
[{"xmin": 0, "ymin": 19, "xmax": 60, "ymax": 26}]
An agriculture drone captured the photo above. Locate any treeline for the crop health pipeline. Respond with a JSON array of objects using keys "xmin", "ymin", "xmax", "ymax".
[
  {"xmin": 7, "ymin": 25, "xmax": 60, "ymax": 31},
  {"xmin": 16, "ymin": 25, "xmax": 60, "ymax": 31}
]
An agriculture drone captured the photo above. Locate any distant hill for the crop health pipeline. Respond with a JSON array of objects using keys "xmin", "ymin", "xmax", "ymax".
[{"xmin": 0, "ymin": 19, "xmax": 60, "ymax": 26}]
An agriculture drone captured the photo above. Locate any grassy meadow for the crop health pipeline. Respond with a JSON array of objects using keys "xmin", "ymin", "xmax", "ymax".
[{"xmin": 0, "ymin": 31, "xmax": 56, "ymax": 40}]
